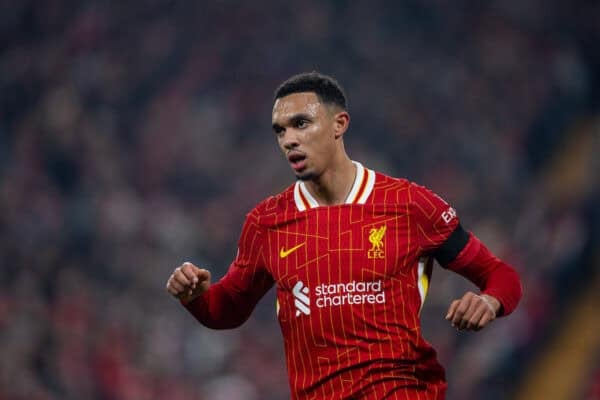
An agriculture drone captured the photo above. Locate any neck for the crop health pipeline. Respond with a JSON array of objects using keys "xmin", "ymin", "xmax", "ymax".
[{"xmin": 304, "ymin": 156, "xmax": 356, "ymax": 206}]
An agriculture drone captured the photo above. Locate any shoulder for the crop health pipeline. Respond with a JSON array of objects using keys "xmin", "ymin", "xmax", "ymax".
[
  {"xmin": 370, "ymin": 171, "xmax": 431, "ymax": 204},
  {"xmin": 373, "ymin": 171, "xmax": 411, "ymax": 192},
  {"xmin": 403, "ymin": 181, "xmax": 457, "ymax": 225},
  {"xmin": 371, "ymin": 170, "xmax": 453, "ymax": 211}
]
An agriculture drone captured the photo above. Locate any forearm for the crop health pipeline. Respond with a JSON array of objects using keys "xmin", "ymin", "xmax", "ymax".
[
  {"xmin": 183, "ymin": 281, "xmax": 255, "ymax": 329},
  {"xmin": 445, "ymin": 233, "xmax": 523, "ymax": 316}
]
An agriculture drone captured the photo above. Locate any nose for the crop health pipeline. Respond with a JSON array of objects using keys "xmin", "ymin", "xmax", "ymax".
[{"xmin": 280, "ymin": 129, "xmax": 299, "ymax": 150}]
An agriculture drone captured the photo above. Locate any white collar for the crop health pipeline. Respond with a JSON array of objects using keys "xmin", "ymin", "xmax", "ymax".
[{"xmin": 293, "ymin": 161, "xmax": 376, "ymax": 211}]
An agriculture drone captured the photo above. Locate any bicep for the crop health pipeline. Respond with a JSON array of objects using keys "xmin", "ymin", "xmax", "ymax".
[
  {"xmin": 409, "ymin": 182, "xmax": 461, "ymax": 252},
  {"xmin": 185, "ymin": 210, "xmax": 275, "ymax": 328},
  {"xmin": 228, "ymin": 211, "xmax": 274, "ymax": 304}
]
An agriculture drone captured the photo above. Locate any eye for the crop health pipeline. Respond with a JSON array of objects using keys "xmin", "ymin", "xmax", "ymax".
[
  {"xmin": 273, "ymin": 125, "xmax": 284, "ymax": 135},
  {"xmin": 295, "ymin": 119, "xmax": 308, "ymax": 128}
]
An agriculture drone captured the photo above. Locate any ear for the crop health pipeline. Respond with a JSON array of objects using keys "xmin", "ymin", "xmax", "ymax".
[{"xmin": 332, "ymin": 111, "xmax": 350, "ymax": 139}]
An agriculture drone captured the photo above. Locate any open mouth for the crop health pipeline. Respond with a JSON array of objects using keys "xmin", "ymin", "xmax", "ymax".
[{"xmin": 287, "ymin": 152, "xmax": 307, "ymax": 171}]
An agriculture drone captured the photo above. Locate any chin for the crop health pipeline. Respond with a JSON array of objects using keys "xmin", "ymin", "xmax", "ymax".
[{"xmin": 296, "ymin": 171, "xmax": 317, "ymax": 181}]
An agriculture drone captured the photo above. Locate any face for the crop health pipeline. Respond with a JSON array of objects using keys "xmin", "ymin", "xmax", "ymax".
[{"xmin": 272, "ymin": 92, "xmax": 347, "ymax": 181}]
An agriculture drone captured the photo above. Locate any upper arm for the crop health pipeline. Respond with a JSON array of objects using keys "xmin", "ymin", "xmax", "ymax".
[
  {"xmin": 408, "ymin": 183, "xmax": 522, "ymax": 315},
  {"xmin": 221, "ymin": 210, "xmax": 274, "ymax": 308},
  {"xmin": 409, "ymin": 183, "xmax": 462, "ymax": 258},
  {"xmin": 185, "ymin": 210, "xmax": 274, "ymax": 329}
]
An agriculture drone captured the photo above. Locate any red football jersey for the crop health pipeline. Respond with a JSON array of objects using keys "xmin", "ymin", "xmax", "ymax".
[{"xmin": 187, "ymin": 162, "xmax": 467, "ymax": 399}]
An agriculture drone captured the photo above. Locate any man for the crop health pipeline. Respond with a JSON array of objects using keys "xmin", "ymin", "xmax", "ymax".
[{"xmin": 166, "ymin": 72, "xmax": 522, "ymax": 399}]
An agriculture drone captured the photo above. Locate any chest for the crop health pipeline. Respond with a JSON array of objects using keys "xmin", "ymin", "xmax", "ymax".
[{"xmin": 264, "ymin": 205, "xmax": 417, "ymax": 289}]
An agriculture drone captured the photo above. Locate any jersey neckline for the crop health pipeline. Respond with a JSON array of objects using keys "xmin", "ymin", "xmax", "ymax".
[{"xmin": 293, "ymin": 161, "xmax": 376, "ymax": 211}]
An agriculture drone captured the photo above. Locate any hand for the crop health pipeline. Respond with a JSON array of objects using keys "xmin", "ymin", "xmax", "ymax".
[
  {"xmin": 166, "ymin": 262, "xmax": 211, "ymax": 303},
  {"xmin": 445, "ymin": 292, "xmax": 501, "ymax": 331}
]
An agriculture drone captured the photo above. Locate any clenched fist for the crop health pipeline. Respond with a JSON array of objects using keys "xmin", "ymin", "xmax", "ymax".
[
  {"xmin": 166, "ymin": 262, "xmax": 211, "ymax": 303},
  {"xmin": 445, "ymin": 291, "xmax": 501, "ymax": 331}
]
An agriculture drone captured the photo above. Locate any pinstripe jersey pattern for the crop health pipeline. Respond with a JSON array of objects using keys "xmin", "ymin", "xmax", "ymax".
[{"xmin": 233, "ymin": 162, "xmax": 459, "ymax": 399}]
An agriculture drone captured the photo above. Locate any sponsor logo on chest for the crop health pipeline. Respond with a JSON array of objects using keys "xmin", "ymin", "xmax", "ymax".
[
  {"xmin": 291, "ymin": 280, "xmax": 386, "ymax": 317},
  {"xmin": 284, "ymin": 224, "xmax": 390, "ymax": 317}
]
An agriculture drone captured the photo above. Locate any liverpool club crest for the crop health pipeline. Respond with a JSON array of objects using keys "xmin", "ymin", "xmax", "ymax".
[{"xmin": 368, "ymin": 225, "xmax": 386, "ymax": 259}]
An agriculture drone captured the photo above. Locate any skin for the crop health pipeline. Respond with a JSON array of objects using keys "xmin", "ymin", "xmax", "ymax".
[
  {"xmin": 271, "ymin": 92, "xmax": 355, "ymax": 205},
  {"xmin": 446, "ymin": 292, "xmax": 501, "ymax": 331},
  {"xmin": 166, "ymin": 91, "xmax": 501, "ymax": 331}
]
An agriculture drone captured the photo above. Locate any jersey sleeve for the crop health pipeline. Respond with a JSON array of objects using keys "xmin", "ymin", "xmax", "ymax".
[
  {"xmin": 184, "ymin": 208, "xmax": 274, "ymax": 329},
  {"xmin": 444, "ymin": 233, "xmax": 523, "ymax": 316},
  {"xmin": 408, "ymin": 183, "xmax": 522, "ymax": 316},
  {"xmin": 409, "ymin": 182, "xmax": 461, "ymax": 254}
]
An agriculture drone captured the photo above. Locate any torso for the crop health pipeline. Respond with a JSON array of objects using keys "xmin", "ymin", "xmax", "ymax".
[{"xmin": 251, "ymin": 163, "xmax": 451, "ymax": 399}]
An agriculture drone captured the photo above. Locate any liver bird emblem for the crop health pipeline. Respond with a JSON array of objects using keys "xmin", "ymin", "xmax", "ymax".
[{"xmin": 368, "ymin": 225, "xmax": 386, "ymax": 259}]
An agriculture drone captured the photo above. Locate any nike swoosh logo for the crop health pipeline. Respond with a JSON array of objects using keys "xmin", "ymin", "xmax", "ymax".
[{"xmin": 280, "ymin": 243, "xmax": 305, "ymax": 258}]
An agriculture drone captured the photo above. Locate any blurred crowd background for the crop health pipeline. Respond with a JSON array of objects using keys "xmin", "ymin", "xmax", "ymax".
[{"xmin": 1, "ymin": 1, "xmax": 599, "ymax": 399}]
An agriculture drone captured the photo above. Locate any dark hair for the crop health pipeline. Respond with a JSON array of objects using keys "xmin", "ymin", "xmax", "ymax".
[{"xmin": 274, "ymin": 72, "xmax": 347, "ymax": 110}]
